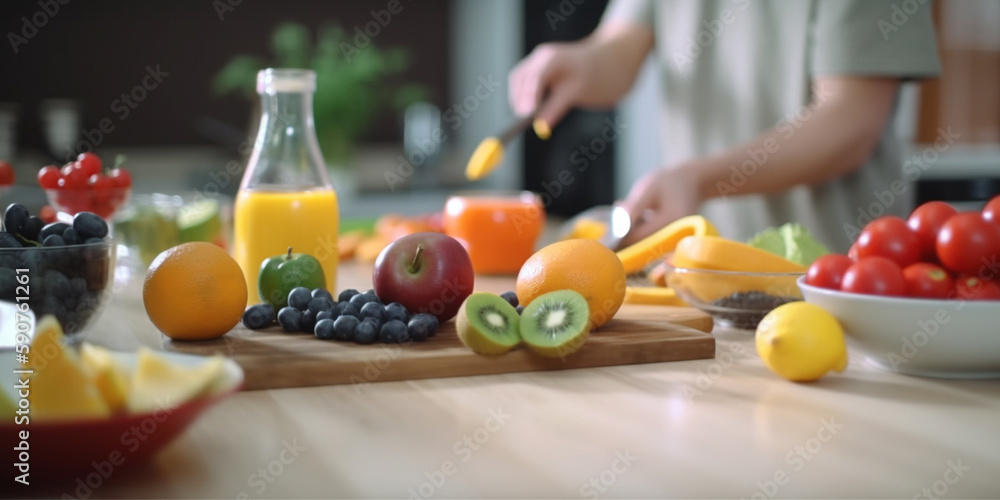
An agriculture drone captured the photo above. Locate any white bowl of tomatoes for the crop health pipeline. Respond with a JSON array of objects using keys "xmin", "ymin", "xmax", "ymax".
[{"xmin": 798, "ymin": 196, "xmax": 1000, "ymax": 379}]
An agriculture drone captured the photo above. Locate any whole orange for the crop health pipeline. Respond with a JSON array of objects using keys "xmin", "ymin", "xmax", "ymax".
[
  {"xmin": 143, "ymin": 242, "xmax": 248, "ymax": 340},
  {"xmin": 515, "ymin": 239, "xmax": 626, "ymax": 329}
]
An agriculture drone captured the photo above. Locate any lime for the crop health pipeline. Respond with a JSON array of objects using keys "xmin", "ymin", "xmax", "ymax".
[
  {"xmin": 177, "ymin": 199, "xmax": 222, "ymax": 244},
  {"xmin": 117, "ymin": 206, "xmax": 179, "ymax": 266},
  {"xmin": 755, "ymin": 302, "xmax": 848, "ymax": 382}
]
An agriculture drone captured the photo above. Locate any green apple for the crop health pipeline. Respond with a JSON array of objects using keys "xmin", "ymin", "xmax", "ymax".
[{"xmin": 257, "ymin": 247, "xmax": 326, "ymax": 309}]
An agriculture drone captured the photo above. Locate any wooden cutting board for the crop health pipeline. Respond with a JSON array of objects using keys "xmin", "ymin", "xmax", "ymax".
[{"xmin": 163, "ymin": 305, "xmax": 715, "ymax": 390}]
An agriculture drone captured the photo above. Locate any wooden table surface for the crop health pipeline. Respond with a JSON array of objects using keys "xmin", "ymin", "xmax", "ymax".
[{"xmin": 54, "ymin": 262, "xmax": 1000, "ymax": 498}]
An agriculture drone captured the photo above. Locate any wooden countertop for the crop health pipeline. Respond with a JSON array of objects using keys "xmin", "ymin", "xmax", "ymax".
[{"xmin": 65, "ymin": 262, "xmax": 1000, "ymax": 498}]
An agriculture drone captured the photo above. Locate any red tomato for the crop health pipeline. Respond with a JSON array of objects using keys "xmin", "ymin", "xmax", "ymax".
[
  {"xmin": 983, "ymin": 195, "xmax": 1000, "ymax": 226},
  {"xmin": 39, "ymin": 205, "xmax": 57, "ymax": 224},
  {"xmin": 856, "ymin": 216, "xmax": 921, "ymax": 268},
  {"xmin": 841, "ymin": 256, "xmax": 907, "ymax": 296},
  {"xmin": 936, "ymin": 212, "xmax": 1000, "ymax": 275},
  {"xmin": 955, "ymin": 275, "xmax": 1000, "ymax": 301},
  {"xmin": 848, "ymin": 242, "xmax": 860, "ymax": 261},
  {"xmin": 903, "ymin": 262, "xmax": 954, "ymax": 299},
  {"xmin": 806, "ymin": 254, "xmax": 854, "ymax": 290},
  {"xmin": 109, "ymin": 168, "xmax": 132, "ymax": 188},
  {"xmin": 907, "ymin": 201, "xmax": 957, "ymax": 261},
  {"xmin": 89, "ymin": 174, "xmax": 115, "ymax": 206},
  {"xmin": 37, "ymin": 165, "xmax": 62, "ymax": 189},
  {"xmin": 76, "ymin": 152, "xmax": 103, "ymax": 177},
  {"xmin": 0, "ymin": 160, "xmax": 14, "ymax": 186},
  {"xmin": 59, "ymin": 167, "xmax": 89, "ymax": 189}
]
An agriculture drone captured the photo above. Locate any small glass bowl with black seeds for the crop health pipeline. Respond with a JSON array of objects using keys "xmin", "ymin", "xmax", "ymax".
[
  {"xmin": 1, "ymin": 203, "xmax": 117, "ymax": 339},
  {"xmin": 665, "ymin": 263, "xmax": 804, "ymax": 330}
]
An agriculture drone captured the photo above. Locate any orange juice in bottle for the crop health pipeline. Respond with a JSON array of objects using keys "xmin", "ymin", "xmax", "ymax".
[{"xmin": 234, "ymin": 69, "xmax": 339, "ymax": 303}]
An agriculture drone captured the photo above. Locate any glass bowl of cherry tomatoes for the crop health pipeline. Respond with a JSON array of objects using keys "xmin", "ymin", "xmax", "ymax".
[{"xmin": 37, "ymin": 152, "xmax": 132, "ymax": 220}]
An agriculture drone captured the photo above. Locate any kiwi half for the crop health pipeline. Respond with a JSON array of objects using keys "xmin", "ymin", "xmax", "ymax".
[
  {"xmin": 519, "ymin": 290, "xmax": 590, "ymax": 358},
  {"xmin": 457, "ymin": 293, "xmax": 522, "ymax": 355}
]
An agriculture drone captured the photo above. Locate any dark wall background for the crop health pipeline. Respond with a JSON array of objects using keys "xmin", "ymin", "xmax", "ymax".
[{"xmin": 0, "ymin": 0, "xmax": 450, "ymax": 159}]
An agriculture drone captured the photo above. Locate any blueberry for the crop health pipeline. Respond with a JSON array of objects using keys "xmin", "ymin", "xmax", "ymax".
[
  {"xmin": 19, "ymin": 216, "xmax": 43, "ymax": 243},
  {"xmin": 84, "ymin": 237, "xmax": 104, "ymax": 245},
  {"xmin": 42, "ymin": 234, "xmax": 65, "ymax": 247},
  {"xmin": 62, "ymin": 227, "xmax": 82, "ymax": 245},
  {"xmin": 337, "ymin": 288, "xmax": 360, "ymax": 302},
  {"xmin": 3, "ymin": 204, "xmax": 28, "ymax": 234},
  {"xmin": 380, "ymin": 319, "xmax": 409, "ymax": 343},
  {"xmin": 287, "ymin": 286, "xmax": 312, "ymax": 311},
  {"xmin": 314, "ymin": 318, "xmax": 336, "ymax": 340},
  {"xmin": 39, "ymin": 222, "xmax": 70, "ymax": 241},
  {"xmin": 333, "ymin": 315, "xmax": 359, "ymax": 341},
  {"xmin": 316, "ymin": 309, "xmax": 336, "ymax": 322},
  {"xmin": 277, "ymin": 307, "xmax": 302, "ymax": 332},
  {"xmin": 385, "ymin": 302, "xmax": 409, "ymax": 323},
  {"xmin": 407, "ymin": 315, "xmax": 436, "ymax": 342},
  {"xmin": 69, "ymin": 277, "xmax": 87, "ymax": 296},
  {"xmin": 339, "ymin": 302, "xmax": 361, "ymax": 318},
  {"xmin": 307, "ymin": 296, "xmax": 335, "ymax": 313},
  {"xmin": 410, "ymin": 313, "xmax": 439, "ymax": 337},
  {"xmin": 516, "ymin": 305, "xmax": 524, "ymax": 315},
  {"xmin": 0, "ymin": 232, "xmax": 21, "ymax": 248},
  {"xmin": 348, "ymin": 293, "xmax": 371, "ymax": 308},
  {"xmin": 243, "ymin": 304, "xmax": 275, "ymax": 329},
  {"xmin": 354, "ymin": 318, "xmax": 379, "ymax": 344},
  {"xmin": 43, "ymin": 271, "xmax": 71, "ymax": 299},
  {"xmin": 360, "ymin": 301, "xmax": 387, "ymax": 322},
  {"xmin": 73, "ymin": 212, "xmax": 108, "ymax": 239},
  {"xmin": 311, "ymin": 288, "xmax": 334, "ymax": 302},
  {"xmin": 500, "ymin": 291, "xmax": 519, "ymax": 308},
  {"xmin": 300, "ymin": 309, "xmax": 317, "ymax": 333}
]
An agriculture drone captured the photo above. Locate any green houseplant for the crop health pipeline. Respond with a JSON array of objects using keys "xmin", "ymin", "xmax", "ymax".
[{"xmin": 213, "ymin": 22, "xmax": 427, "ymax": 166}]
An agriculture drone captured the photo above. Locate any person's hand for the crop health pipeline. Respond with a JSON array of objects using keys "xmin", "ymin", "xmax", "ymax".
[
  {"xmin": 618, "ymin": 164, "xmax": 704, "ymax": 248},
  {"xmin": 508, "ymin": 42, "xmax": 599, "ymax": 128}
]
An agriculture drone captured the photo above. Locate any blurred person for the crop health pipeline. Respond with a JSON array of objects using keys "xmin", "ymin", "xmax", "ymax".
[{"xmin": 509, "ymin": 0, "xmax": 941, "ymax": 251}]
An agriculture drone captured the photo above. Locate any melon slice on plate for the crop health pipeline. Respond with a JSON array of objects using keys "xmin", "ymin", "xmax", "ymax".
[
  {"xmin": 28, "ymin": 317, "xmax": 110, "ymax": 420},
  {"xmin": 128, "ymin": 348, "xmax": 225, "ymax": 414}
]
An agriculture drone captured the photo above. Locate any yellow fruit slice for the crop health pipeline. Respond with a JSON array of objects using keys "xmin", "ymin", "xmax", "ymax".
[
  {"xmin": 566, "ymin": 219, "xmax": 607, "ymax": 241},
  {"xmin": 756, "ymin": 302, "xmax": 848, "ymax": 382},
  {"xmin": 616, "ymin": 215, "xmax": 718, "ymax": 274},
  {"xmin": 465, "ymin": 137, "xmax": 504, "ymax": 181},
  {"xmin": 623, "ymin": 286, "xmax": 688, "ymax": 306},
  {"xmin": 532, "ymin": 119, "xmax": 551, "ymax": 140},
  {"xmin": 28, "ymin": 316, "xmax": 110, "ymax": 420},
  {"xmin": 80, "ymin": 343, "xmax": 131, "ymax": 413},
  {"xmin": 128, "ymin": 348, "xmax": 224, "ymax": 413},
  {"xmin": 672, "ymin": 235, "xmax": 807, "ymax": 273}
]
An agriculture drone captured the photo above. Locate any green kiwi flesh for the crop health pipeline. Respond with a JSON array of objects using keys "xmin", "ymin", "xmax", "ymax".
[
  {"xmin": 519, "ymin": 289, "xmax": 590, "ymax": 357},
  {"xmin": 457, "ymin": 293, "xmax": 522, "ymax": 355}
]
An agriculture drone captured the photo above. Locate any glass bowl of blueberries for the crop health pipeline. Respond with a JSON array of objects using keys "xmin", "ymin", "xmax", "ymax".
[{"xmin": 0, "ymin": 203, "xmax": 116, "ymax": 338}]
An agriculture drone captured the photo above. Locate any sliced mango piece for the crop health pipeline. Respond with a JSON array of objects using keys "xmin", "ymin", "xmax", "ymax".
[
  {"xmin": 623, "ymin": 286, "xmax": 687, "ymax": 306},
  {"xmin": 672, "ymin": 235, "xmax": 806, "ymax": 273},
  {"xmin": 338, "ymin": 229, "xmax": 368, "ymax": 260},
  {"xmin": 566, "ymin": 219, "xmax": 607, "ymax": 241},
  {"xmin": 80, "ymin": 343, "xmax": 130, "ymax": 413},
  {"xmin": 355, "ymin": 235, "xmax": 390, "ymax": 263},
  {"xmin": 616, "ymin": 215, "xmax": 718, "ymax": 275},
  {"xmin": 128, "ymin": 348, "xmax": 224, "ymax": 413},
  {"xmin": 465, "ymin": 137, "xmax": 504, "ymax": 181},
  {"xmin": 28, "ymin": 316, "xmax": 110, "ymax": 420}
]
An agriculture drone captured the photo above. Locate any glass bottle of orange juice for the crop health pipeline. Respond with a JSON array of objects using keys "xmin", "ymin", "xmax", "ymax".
[{"xmin": 234, "ymin": 69, "xmax": 339, "ymax": 304}]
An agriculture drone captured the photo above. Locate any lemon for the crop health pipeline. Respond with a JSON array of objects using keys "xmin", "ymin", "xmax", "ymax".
[{"xmin": 755, "ymin": 302, "xmax": 848, "ymax": 382}]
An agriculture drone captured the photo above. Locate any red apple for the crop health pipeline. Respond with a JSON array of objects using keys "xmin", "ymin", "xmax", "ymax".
[{"xmin": 372, "ymin": 232, "xmax": 474, "ymax": 322}]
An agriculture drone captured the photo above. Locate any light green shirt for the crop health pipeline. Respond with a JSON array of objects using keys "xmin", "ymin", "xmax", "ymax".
[{"xmin": 604, "ymin": 0, "xmax": 941, "ymax": 251}]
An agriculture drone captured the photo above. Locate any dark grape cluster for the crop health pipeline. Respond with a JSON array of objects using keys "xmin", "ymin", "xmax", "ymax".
[
  {"xmin": 0, "ymin": 203, "xmax": 113, "ymax": 334},
  {"xmin": 242, "ymin": 287, "xmax": 440, "ymax": 344}
]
